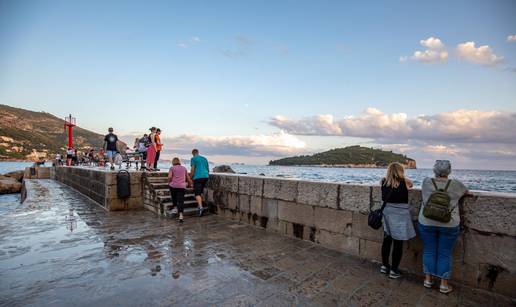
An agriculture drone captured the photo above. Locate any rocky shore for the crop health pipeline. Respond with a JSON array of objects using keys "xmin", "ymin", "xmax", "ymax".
[{"xmin": 0, "ymin": 170, "xmax": 23, "ymax": 194}]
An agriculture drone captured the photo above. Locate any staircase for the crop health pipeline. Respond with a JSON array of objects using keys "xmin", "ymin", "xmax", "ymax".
[{"xmin": 143, "ymin": 172, "xmax": 201, "ymax": 217}]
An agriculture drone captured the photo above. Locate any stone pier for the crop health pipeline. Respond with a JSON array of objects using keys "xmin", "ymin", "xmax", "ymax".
[{"xmin": 49, "ymin": 167, "xmax": 516, "ymax": 299}]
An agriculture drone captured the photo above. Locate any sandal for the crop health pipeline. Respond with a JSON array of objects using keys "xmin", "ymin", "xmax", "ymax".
[
  {"xmin": 439, "ymin": 284, "xmax": 453, "ymax": 294},
  {"xmin": 424, "ymin": 280, "xmax": 434, "ymax": 289}
]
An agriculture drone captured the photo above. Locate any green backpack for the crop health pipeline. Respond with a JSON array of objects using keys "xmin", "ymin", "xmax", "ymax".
[{"xmin": 423, "ymin": 179, "xmax": 453, "ymax": 223}]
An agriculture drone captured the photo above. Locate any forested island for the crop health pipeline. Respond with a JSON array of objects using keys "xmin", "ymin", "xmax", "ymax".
[{"xmin": 269, "ymin": 145, "xmax": 416, "ymax": 168}]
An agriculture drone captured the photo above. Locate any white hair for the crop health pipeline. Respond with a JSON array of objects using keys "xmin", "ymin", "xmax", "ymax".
[{"xmin": 433, "ymin": 160, "xmax": 451, "ymax": 177}]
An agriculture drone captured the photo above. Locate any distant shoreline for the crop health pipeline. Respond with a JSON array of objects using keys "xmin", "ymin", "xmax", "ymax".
[{"xmin": 267, "ymin": 164, "xmax": 417, "ymax": 169}]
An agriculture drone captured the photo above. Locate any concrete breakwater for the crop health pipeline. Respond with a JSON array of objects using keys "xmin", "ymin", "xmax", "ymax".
[
  {"xmin": 204, "ymin": 174, "xmax": 516, "ymax": 298},
  {"xmin": 50, "ymin": 167, "xmax": 515, "ymax": 298}
]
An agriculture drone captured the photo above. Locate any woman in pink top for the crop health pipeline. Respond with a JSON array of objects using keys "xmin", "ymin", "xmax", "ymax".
[{"xmin": 168, "ymin": 157, "xmax": 193, "ymax": 223}]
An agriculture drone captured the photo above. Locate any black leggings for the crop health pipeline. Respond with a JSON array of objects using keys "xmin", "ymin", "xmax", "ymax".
[
  {"xmin": 381, "ymin": 234, "xmax": 403, "ymax": 271},
  {"xmin": 170, "ymin": 188, "xmax": 185, "ymax": 213},
  {"xmin": 154, "ymin": 150, "xmax": 161, "ymax": 169}
]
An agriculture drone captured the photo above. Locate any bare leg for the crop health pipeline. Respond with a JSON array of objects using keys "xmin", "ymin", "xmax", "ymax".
[{"xmin": 195, "ymin": 195, "xmax": 203, "ymax": 208}]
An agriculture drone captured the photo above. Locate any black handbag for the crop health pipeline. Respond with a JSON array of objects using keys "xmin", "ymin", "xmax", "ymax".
[{"xmin": 368, "ymin": 201, "xmax": 387, "ymax": 230}]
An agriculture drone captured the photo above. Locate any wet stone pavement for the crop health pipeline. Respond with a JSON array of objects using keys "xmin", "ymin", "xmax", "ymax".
[{"xmin": 0, "ymin": 180, "xmax": 513, "ymax": 307}]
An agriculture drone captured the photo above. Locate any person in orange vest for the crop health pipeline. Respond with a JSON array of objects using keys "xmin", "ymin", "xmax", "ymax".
[{"xmin": 154, "ymin": 128, "xmax": 163, "ymax": 170}]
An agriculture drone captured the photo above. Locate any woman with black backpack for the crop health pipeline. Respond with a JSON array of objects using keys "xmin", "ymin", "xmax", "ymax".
[
  {"xmin": 418, "ymin": 160, "xmax": 469, "ymax": 294},
  {"xmin": 379, "ymin": 162, "xmax": 415, "ymax": 279}
]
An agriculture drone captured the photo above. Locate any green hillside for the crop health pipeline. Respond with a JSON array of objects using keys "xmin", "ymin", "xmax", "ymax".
[
  {"xmin": 269, "ymin": 145, "xmax": 416, "ymax": 168},
  {"xmin": 0, "ymin": 104, "xmax": 105, "ymax": 160}
]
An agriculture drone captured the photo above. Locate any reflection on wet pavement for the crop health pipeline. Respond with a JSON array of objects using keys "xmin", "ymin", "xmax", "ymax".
[{"xmin": 0, "ymin": 180, "xmax": 512, "ymax": 306}]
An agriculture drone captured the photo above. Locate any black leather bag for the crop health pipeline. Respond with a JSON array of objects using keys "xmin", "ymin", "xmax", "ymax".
[{"xmin": 368, "ymin": 201, "xmax": 387, "ymax": 230}]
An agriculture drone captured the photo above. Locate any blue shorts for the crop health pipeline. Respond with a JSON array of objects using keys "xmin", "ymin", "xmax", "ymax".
[{"xmin": 106, "ymin": 150, "xmax": 117, "ymax": 159}]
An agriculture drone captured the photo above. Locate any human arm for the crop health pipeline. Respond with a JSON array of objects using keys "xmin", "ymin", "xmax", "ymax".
[
  {"xmin": 405, "ymin": 178, "xmax": 413, "ymax": 189},
  {"xmin": 190, "ymin": 164, "xmax": 195, "ymax": 178},
  {"xmin": 186, "ymin": 172, "xmax": 193, "ymax": 188},
  {"xmin": 168, "ymin": 168, "xmax": 173, "ymax": 183}
]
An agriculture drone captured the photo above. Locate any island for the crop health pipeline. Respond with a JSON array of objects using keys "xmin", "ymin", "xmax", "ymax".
[{"xmin": 269, "ymin": 145, "xmax": 416, "ymax": 169}]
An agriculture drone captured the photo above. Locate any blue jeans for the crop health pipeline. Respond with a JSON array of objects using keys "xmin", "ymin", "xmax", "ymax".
[{"xmin": 417, "ymin": 222, "xmax": 460, "ymax": 279}]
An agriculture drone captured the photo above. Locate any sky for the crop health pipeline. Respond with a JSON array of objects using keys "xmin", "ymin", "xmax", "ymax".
[{"xmin": 0, "ymin": 0, "xmax": 515, "ymax": 169}]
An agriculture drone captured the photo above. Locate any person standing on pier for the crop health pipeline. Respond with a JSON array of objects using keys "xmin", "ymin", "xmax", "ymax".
[
  {"xmin": 379, "ymin": 162, "xmax": 415, "ymax": 279},
  {"xmin": 103, "ymin": 127, "xmax": 118, "ymax": 170},
  {"xmin": 153, "ymin": 128, "xmax": 163, "ymax": 170},
  {"xmin": 190, "ymin": 149, "xmax": 209, "ymax": 217},
  {"xmin": 418, "ymin": 160, "xmax": 469, "ymax": 294},
  {"xmin": 146, "ymin": 127, "xmax": 157, "ymax": 171}
]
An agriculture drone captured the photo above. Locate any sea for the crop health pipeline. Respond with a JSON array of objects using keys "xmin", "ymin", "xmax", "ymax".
[{"xmin": 1, "ymin": 161, "xmax": 515, "ymax": 194}]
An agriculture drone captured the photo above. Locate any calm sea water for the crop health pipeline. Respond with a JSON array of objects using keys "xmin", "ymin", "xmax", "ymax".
[{"xmin": 1, "ymin": 161, "xmax": 515, "ymax": 193}]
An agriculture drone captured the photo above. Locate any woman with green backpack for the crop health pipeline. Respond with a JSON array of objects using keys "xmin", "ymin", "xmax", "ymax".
[{"xmin": 418, "ymin": 160, "xmax": 469, "ymax": 294}]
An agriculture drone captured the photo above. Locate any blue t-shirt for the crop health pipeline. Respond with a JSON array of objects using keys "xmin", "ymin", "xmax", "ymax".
[{"xmin": 190, "ymin": 155, "xmax": 209, "ymax": 180}]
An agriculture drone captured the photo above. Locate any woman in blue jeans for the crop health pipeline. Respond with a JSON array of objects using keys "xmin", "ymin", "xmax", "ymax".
[{"xmin": 418, "ymin": 160, "xmax": 469, "ymax": 294}]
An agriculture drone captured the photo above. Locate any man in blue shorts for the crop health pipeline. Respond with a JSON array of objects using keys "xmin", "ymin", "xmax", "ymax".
[
  {"xmin": 190, "ymin": 149, "xmax": 209, "ymax": 217},
  {"xmin": 103, "ymin": 127, "xmax": 118, "ymax": 170}
]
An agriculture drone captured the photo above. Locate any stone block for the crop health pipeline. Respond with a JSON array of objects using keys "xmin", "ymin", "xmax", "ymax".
[
  {"xmin": 239, "ymin": 194, "xmax": 250, "ymax": 213},
  {"xmin": 219, "ymin": 174, "xmax": 239, "ymax": 193},
  {"xmin": 262, "ymin": 198, "xmax": 278, "ymax": 219},
  {"xmin": 462, "ymin": 194, "xmax": 516, "ymax": 236},
  {"xmin": 238, "ymin": 176, "xmax": 263, "ymax": 196},
  {"xmin": 407, "ymin": 189, "xmax": 422, "ymax": 220},
  {"xmin": 227, "ymin": 192, "xmax": 238, "ymax": 210},
  {"xmin": 316, "ymin": 229, "xmax": 359, "ymax": 256},
  {"xmin": 263, "ymin": 178, "xmax": 298, "ymax": 202},
  {"xmin": 463, "ymin": 231, "xmax": 516, "ymax": 272},
  {"xmin": 277, "ymin": 201, "xmax": 314, "ymax": 226},
  {"xmin": 351, "ymin": 212, "xmax": 383, "ymax": 242},
  {"xmin": 476, "ymin": 264, "xmax": 516, "ymax": 297},
  {"xmin": 250, "ymin": 196, "xmax": 263, "ymax": 215},
  {"xmin": 297, "ymin": 181, "xmax": 339, "ymax": 209},
  {"xmin": 398, "ymin": 237, "xmax": 423, "ymax": 273},
  {"xmin": 105, "ymin": 183, "xmax": 142, "ymax": 199},
  {"xmin": 314, "ymin": 207, "xmax": 352, "ymax": 235},
  {"xmin": 359, "ymin": 239, "xmax": 381, "ymax": 262},
  {"xmin": 339, "ymin": 184, "xmax": 371, "ymax": 212},
  {"xmin": 265, "ymin": 218, "xmax": 281, "ymax": 234},
  {"xmin": 106, "ymin": 197, "xmax": 142, "ymax": 211},
  {"xmin": 206, "ymin": 189, "xmax": 214, "ymax": 203},
  {"xmin": 213, "ymin": 190, "xmax": 227, "ymax": 209},
  {"xmin": 105, "ymin": 172, "xmax": 142, "ymax": 185}
]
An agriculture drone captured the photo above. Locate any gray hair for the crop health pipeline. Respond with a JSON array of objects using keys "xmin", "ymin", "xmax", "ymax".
[{"xmin": 433, "ymin": 160, "xmax": 451, "ymax": 177}]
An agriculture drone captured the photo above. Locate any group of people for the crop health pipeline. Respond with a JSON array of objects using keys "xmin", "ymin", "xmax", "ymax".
[
  {"xmin": 379, "ymin": 160, "xmax": 469, "ymax": 294},
  {"xmin": 131, "ymin": 127, "xmax": 163, "ymax": 171}
]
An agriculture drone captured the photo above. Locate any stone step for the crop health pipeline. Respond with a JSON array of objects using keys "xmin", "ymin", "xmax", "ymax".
[
  {"xmin": 148, "ymin": 182, "xmax": 170, "ymax": 189},
  {"xmin": 144, "ymin": 172, "xmax": 168, "ymax": 177},
  {"xmin": 164, "ymin": 206, "xmax": 207, "ymax": 218},
  {"xmin": 154, "ymin": 188, "xmax": 195, "ymax": 197},
  {"xmin": 158, "ymin": 195, "xmax": 197, "ymax": 204}
]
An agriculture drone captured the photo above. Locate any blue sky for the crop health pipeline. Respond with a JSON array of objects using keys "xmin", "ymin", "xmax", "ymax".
[{"xmin": 1, "ymin": 0, "xmax": 515, "ymax": 168}]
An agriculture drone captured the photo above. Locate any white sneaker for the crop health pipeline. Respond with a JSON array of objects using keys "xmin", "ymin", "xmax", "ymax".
[{"xmin": 171, "ymin": 208, "xmax": 178, "ymax": 214}]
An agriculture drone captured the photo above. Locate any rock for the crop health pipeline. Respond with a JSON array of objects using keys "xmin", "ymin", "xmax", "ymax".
[
  {"xmin": 4, "ymin": 170, "xmax": 24, "ymax": 182},
  {"xmin": 212, "ymin": 165, "xmax": 235, "ymax": 173},
  {"xmin": 0, "ymin": 176, "xmax": 22, "ymax": 194}
]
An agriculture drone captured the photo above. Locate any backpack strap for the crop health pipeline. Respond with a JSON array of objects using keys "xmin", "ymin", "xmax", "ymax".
[
  {"xmin": 431, "ymin": 178, "xmax": 439, "ymax": 191},
  {"xmin": 443, "ymin": 180, "xmax": 451, "ymax": 192}
]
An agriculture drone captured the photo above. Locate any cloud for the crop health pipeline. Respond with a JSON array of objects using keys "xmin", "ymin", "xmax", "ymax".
[
  {"xmin": 408, "ymin": 36, "xmax": 449, "ymax": 63},
  {"xmin": 399, "ymin": 56, "xmax": 408, "ymax": 63},
  {"xmin": 507, "ymin": 34, "xmax": 516, "ymax": 43},
  {"xmin": 220, "ymin": 35, "xmax": 252, "ymax": 58},
  {"xmin": 138, "ymin": 131, "xmax": 306, "ymax": 157},
  {"xmin": 269, "ymin": 108, "xmax": 516, "ymax": 145},
  {"xmin": 420, "ymin": 37, "xmax": 445, "ymax": 50},
  {"xmin": 177, "ymin": 36, "xmax": 201, "ymax": 48},
  {"xmin": 456, "ymin": 42, "xmax": 503, "ymax": 66}
]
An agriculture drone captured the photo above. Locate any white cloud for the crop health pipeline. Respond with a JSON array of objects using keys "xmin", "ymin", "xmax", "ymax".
[
  {"xmin": 420, "ymin": 37, "xmax": 445, "ymax": 50},
  {"xmin": 507, "ymin": 34, "xmax": 516, "ymax": 43},
  {"xmin": 220, "ymin": 35, "xmax": 252, "ymax": 59},
  {"xmin": 399, "ymin": 56, "xmax": 408, "ymax": 63},
  {"xmin": 406, "ymin": 36, "xmax": 448, "ymax": 63},
  {"xmin": 412, "ymin": 50, "xmax": 449, "ymax": 63},
  {"xmin": 269, "ymin": 108, "xmax": 516, "ymax": 145},
  {"xmin": 177, "ymin": 36, "xmax": 201, "ymax": 48},
  {"xmin": 456, "ymin": 42, "xmax": 503, "ymax": 66},
  {"xmin": 126, "ymin": 131, "xmax": 306, "ymax": 157}
]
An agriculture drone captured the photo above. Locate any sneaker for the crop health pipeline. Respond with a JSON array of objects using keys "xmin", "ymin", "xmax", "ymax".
[
  {"xmin": 439, "ymin": 284, "xmax": 453, "ymax": 294},
  {"xmin": 380, "ymin": 265, "xmax": 389, "ymax": 274},
  {"xmin": 424, "ymin": 280, "xmax": 434, "ymax": 289},
  {"xmin": 171, "ymin": 208, "xmax": 178, "ymax": 214},
  {"xmin": 389, "ymin": 269, "xmax": 401, "ymax": 279},
  {"xmin": 198, "ymin": 207, "xmax": 204, "ymax": 217}
]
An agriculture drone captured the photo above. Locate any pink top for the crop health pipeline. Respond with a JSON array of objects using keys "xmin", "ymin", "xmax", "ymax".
[{"xmin": 168, "ymin": 165, "xmax": 188, "ymax": 188}]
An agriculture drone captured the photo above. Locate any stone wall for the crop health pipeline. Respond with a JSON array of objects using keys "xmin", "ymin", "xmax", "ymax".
[
  {"xmin": 54, "ymin": 167, "xmax": 143, "ymax": 211},
  {"xmin": 205, "ymin": 174, "xmax": 516, "ymax": 298}
]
